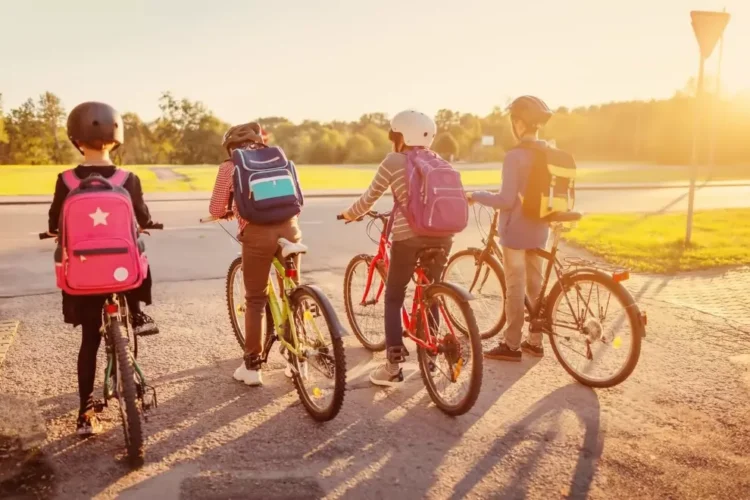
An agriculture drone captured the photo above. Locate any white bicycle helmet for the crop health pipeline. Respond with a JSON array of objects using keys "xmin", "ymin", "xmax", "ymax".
[{"xmin": 389, "ymin": 110, "xmax": 437, "ymax": 148}]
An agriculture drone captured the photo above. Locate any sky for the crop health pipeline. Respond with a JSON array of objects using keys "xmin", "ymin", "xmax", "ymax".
[{"xmin": 2, "ymin": 0, "xmax": 749, "ymax": 124}]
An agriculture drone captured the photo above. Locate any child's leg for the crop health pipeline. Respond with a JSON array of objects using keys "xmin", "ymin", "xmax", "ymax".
[
  {"xmin": 127, "ymin": 293, "xmax": 159, "ymax": 335},
  {"xmin": 78, "ymin": 313, "xmax": 103, "ymax": 414}
]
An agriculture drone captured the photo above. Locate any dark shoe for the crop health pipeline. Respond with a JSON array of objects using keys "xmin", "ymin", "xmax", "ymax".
[
  {"xmin": 76, "ymin": 412, "xmax": 102, "ymax": 437},
  {"xmin": 484, "ymin": 342, "xmax": 522, "ymax": 362},
  {"xmin": 132, "ymin": 312, "xmax": 159, "ymax": 336},
  {"xmin": 520, "ymin": 340, "xmax": 544, "ymax": 358}
]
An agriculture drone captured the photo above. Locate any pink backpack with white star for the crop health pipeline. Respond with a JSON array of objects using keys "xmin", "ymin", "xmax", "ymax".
[{"xmin": 55, "ymin": 169, "xmax": 148, "ymax": 296}]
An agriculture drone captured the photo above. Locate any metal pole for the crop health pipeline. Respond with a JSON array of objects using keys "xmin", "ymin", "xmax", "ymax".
[
  {"xmin": 686, "ymin": 54, "xmax": 705, "ymax": 246},
  {"xmin": 707, "ymin": 8, "xmax": 726, "ymax": 180}
]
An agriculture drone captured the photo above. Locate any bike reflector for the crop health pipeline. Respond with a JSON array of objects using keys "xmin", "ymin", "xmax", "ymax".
[
  {"xmin": 105, "ymin": 303, "xmax": 119, "ymax": 314},
  {"xmin": 286, "ymin": 268, "xmax": 297, "ymax": 279},
  {"xmin": 612, "ymin": 270, "xmax": 629, "ymax": 282}
]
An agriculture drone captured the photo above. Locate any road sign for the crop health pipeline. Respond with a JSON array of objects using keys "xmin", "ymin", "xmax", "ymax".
[
  {"xmin": 690, "ymin": 10, "xmax": 730, "ymax": 60},
  {"xmin": 481, "ymin": 135, "xmax": 494, "ymax": 147}
]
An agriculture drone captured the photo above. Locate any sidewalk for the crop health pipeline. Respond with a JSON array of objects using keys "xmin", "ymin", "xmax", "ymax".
[{"xmin": 2, "ymin": 179, "xmax": 749, "ymax": 205}]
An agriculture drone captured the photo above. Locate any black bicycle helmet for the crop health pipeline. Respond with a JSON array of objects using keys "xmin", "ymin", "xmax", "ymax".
[
  {"xmin": 67, "ymin": 102, "xmax": 124, "ymax": 153},
  {"xmin": 222, "ymin": 122, "xmax": 267, "ymax": 154},
  {"xmin": 507, "ymin": 95, "xmax": 553, "ymax": 127}
]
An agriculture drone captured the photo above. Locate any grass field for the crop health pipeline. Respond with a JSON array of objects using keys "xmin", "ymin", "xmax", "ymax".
[
  {"xmin": 564, "ymin": 209, "xmax": 750, "ymax": 273},
  {"xmin": 1, "ymin": 163, "xmax": 750, "ymax": 196}
]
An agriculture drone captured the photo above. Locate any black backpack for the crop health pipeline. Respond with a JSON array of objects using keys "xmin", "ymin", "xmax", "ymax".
[{"xmin": 513, "ymin": 141, "xmax": 577, "ymax": 221}]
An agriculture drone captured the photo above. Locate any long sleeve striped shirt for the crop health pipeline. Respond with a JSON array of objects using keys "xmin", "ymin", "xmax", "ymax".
[{"xmin": 344, "ymin": 152, "xmax": 415, "ymax": 241}]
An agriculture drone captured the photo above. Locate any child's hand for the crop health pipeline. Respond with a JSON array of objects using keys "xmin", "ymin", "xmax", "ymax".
[
  {"xmin": 338, "ymin": 211, "xmax": 355, "ymax": 221},
  {"xmin": 465, "ymin": 191, "xmax": 476, "ymax": 205}
]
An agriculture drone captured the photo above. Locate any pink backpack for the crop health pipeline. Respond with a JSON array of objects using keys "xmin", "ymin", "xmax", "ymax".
[
  {"xmin": 395, "ymin": 149, "xmax": 469, "ymax": 237},
  {"xmin": 55, "ymin": 169, "xmax": 148, "ymax": 296}
]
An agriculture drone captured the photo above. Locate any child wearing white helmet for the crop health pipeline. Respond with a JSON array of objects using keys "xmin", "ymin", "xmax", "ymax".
[{"xmin": 339, "ymin": 110, "xmax": 453, "ymax": 386}]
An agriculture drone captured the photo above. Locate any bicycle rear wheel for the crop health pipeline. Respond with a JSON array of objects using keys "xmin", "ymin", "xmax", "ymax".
[
  {"xmin": 417, "ymin": 283, "xmax": 483, "ymax": 416},
  {"xmin": 546, "ymin": 271, "xmax": 643, "ymax": 388},
  {"xmin": 110, "ymin": 319, "xmax": 144, "ymax": 467},
  {"xmin": 343, "ymin": 254, "xmax": 386, "ymax": 351},
  {"xmin": 442, "ymin": 248, "xmax": 506, "ymax": 340},
  {"xmin": 226, "ymin": 256, "xmax": 245, "ymax": 349},
  {"xmin": 289, "ymin": 288, "xmax": 347, "ymax": 421}
]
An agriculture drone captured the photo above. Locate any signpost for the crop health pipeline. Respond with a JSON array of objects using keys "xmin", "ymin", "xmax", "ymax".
[{"xmin": 685, "ymin": 10, "xmax": 730, "ymax": 246}]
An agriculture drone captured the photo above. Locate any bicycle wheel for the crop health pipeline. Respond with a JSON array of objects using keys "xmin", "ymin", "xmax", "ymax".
[
  {"xmin": 442, "ymin": 248, "xmax": 506, "ymax": 339},
  {"xmin": 289, "ymin": 288, "xmax": 347, "ymax": 421},
  {"xmin": 417, "ymin": 283, "xmax": 483, "ymax": 416},
  {"xmin": 110, "ymin": 319, "xmax": 144, "ymax": 467},
  {"xmin": 343, "ymin": 254, "xmax": 386, "ymax": 351},
  {"xmin": 546, "ymin": 271, "xmax": 643, "ymax": 388},
  {"xmin": 226, "ymin": 256, "xmax": 245, "ymax": 349}
]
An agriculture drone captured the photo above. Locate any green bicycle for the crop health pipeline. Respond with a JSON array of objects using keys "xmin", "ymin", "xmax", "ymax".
[{"xmin": 202, "ymin": 216, "xmax": 347, "ymax": 421}]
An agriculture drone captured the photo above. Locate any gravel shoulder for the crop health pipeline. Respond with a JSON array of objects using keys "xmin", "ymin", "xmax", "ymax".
[{"xmin": 0, "ymin": 272, "xmax": 748, "ymax": 499}]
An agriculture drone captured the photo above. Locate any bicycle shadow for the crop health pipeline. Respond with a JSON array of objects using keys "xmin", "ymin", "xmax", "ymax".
[{"xmin": 449, "ymin": 383, "xmax": 602, "ymax": 499}]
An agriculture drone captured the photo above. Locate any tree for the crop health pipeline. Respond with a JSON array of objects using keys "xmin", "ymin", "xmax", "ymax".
[
  {"xmin": 0, "ymin": 94, "xmax": 8, "ymax": 163},
  {"xmin": 358, "ymin": 113, "xmax": 390, "ymax": 130},
  {"xmin": 435, "ymin": 109, "xmax": 460, "ymax": 132},
  {"xmin": 433, "ymin": 132, "xmax": 459, "ymax": 160},
  {"xmin": 37, "ymin": 92, "xmax": 75, "ymax": 164},
  {"xmin": 344, "ymin": 134, "xmax": 375, "ymax": 164}
]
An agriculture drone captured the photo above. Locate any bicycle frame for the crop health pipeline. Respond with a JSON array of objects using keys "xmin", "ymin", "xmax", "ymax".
[
  {"xmin": 470, "ymin": 209, "xmax": 612, "ymax": 331},
  {"xmin": 357, "ymin": 214, "xmax": 456, "ymax": 355},
  {"xmin": 264, "ymin": 257, "xmax": 327, "ymax": 361}
]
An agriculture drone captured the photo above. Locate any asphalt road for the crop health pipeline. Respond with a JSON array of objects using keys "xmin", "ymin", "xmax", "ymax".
[
  {"xmin": 1, "ymin": 184, "xmax": 749, "ymax": 297},
  {"xmin": 2, "ymin": 189, "xmax": 750, "ymax": 498}
]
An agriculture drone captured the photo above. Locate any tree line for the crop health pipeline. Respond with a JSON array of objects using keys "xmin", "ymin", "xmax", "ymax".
[{"xmin": 1, "ymin": 86, "xmax": 749, "ymax": 166}]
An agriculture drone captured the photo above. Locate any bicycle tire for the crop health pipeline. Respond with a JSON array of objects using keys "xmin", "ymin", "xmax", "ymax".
[
  {"xmin": 226, "ymin": 256, "xmax": 245, "ymax": 350},
  {"xmin": 110, "ymin": 319, "xmax": 144, "ymax": 467},
  {"xmin": 290, "ymin": 288, "xmax": 347, "ymax": 422},
  {"xmin": 417, "ymin": 283, "xmax": 483, "ymax": 416},
  {"xmin": 343, "ymin": 254, "xmax": 386, "ymax": 352},
  {"xmin": 546, "ymin": 271, "xmax": 643, "ymax": 388},
  {"xmin": 442, "ymin": 248, "xmax": 506, "ymax": 339}
]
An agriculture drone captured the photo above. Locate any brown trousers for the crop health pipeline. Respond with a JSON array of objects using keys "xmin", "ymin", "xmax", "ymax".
[{"xmin": 238, "ymin": 218, "xmax": 302, "ymax": 356}]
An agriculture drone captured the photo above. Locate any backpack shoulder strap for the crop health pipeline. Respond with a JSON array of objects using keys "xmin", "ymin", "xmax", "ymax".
[
  {"xmin": 109, "ymin": 168, "xmax": 130, "ymax": 187},
  {"xmin": 61, "ymin": 169, "xmax": 81, "ymax": 191}
]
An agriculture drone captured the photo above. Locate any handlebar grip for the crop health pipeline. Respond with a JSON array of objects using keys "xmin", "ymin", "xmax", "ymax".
[
  {"xmin": 336, "ymin": 214, "xmax": 345, "ymax": 220},
  {"xmin": 150, "ymin": 223, "xmax": 164, "ymax": 230},
  {"xmin": 39, "ymin": 232, "xmax": 56, "ymax": 240}
]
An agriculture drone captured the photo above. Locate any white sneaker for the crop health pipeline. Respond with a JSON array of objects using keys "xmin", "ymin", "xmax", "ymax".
[
  {"xmin": 369, "ymin": 362, "xmax": 404, "ymax": 387},
  {"xmin": 233, "ymin": 362, "xmax": 263, "ymax": 386}
]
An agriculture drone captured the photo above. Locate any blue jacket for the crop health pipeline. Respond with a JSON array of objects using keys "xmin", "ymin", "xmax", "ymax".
[{"xmin": 471, "ymin": 139, "xmax": 550, "ymax": 250}]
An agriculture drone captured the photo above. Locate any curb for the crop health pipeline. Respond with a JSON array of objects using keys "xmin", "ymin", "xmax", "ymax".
[
  {"xmin": 0, "ymin": 320, "xmax": 19, "ymax": 367},
  {"xmin": 1, "ymin": 181, "xmax": 749, "ymax": 206}
]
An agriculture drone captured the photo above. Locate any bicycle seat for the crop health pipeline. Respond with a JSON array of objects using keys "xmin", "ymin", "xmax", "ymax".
[
  {"xmin": 545, "ymin": 211, "xmax": 583, "ymax": 223},
  {"xmin": 416, "ymin": 247, "xmax": 447, "ymax": 262},
  {"xmin": 278, "ymin": 238, "xmax": 308, "ymax": 258}
]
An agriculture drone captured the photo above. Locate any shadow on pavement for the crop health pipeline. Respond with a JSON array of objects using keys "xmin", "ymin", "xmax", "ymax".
[{"xmin": 449, "ymin": 383, "xmax": 602, "ymax": 499}]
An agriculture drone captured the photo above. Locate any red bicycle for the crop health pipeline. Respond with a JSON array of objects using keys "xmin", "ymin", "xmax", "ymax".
[{"xmin": 340, "ymin": 211, "xmax": 483, "ymax": 416}]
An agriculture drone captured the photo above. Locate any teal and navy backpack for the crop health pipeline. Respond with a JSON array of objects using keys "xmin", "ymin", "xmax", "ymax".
[{"xmin": 231, "ymin": 146, "xmax": 304, "ymax": 224}]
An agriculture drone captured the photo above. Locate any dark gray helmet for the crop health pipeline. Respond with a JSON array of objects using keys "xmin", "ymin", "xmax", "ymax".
[
  {"xmin": 67, "ymin": 102, "xmax": 124, "ymax": 153},
  {"xmin": 507, "ymin": 95, "xmax": 553, "ymax": 127}
]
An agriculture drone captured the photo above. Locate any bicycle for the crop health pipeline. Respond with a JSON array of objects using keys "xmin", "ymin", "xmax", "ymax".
[
  {"xmin": 200, "ymin": 215, "xmax": 347, "ymax": 422},
  {"xmin": 39, "ymin": 222, "xmax": 163, "ymax": 468},
  {"xmin": 339, "ymin": 211, "xmax": 483, "ymax": 416},
  {"xmin": 443, "ymin": 205, "xmax": 647, "ymax": 388}
]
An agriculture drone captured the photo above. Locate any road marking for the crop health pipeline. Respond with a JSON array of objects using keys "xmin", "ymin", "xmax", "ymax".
[{"xmin": 0, "ymin": 320, "xmax": 20, "ymax": 366}]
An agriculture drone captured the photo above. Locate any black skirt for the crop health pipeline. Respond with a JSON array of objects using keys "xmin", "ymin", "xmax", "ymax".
[{"xmin": 62, "ymin": 268, "xmax": 153, "ymax": 326}]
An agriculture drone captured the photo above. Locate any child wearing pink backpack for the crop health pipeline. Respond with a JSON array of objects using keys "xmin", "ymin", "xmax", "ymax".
[
  {"xmin": 339, "ymin": 110, "xmax": 468, "ymax": 387},
  {"xmin": 47, "ymin": 102, "xmax": 161, "ymax": 436}
]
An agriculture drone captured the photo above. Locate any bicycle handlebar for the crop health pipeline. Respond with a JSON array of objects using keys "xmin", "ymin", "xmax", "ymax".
[
  {"xmin": 38, "ymin": 222, "xmax": 163, "ymax": 241},
  {"xmin": 200, "ymin": 211, "xmax": 233, "ymax": 223},
  {"xmin": 337, "ymin": 211, "xmax": 390, "ymax": 223}
]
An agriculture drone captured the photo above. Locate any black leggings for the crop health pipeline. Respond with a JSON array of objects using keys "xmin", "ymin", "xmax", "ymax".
[{"xmin": 77, "ymin": 296, "xmax": 141, "ymax": 414}]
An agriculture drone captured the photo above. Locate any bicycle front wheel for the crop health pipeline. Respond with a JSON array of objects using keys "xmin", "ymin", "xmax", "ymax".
[
  {"xmin": 546, "ymin": 271, "xmax": 643, "ymax": 388},
  {"xmin": 226, "ymin": 256, "xmax": 245, "ymax": 350},
  {"xmin": 417, "ymin": 283, "xmax": 483, "ymax": 416},
  {"xmin": 110, "ymin": 319, "xmax": 144, "ymax": 467},
  {"xmin": 343, "ymin": 254, "xmax": 386, "ymax": 351},
  {"xmin": 442, "ymin": 248, "xmax": 506, "ymax": 339},
  {"xmin": 289, "ymin": 287, "xmax": 347, "ymax": 422}
]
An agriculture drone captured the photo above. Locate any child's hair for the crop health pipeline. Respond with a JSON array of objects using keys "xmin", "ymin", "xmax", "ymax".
[{"xmin": 67, "ymin": 102, "xmax": 124, "ymax": 154}]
